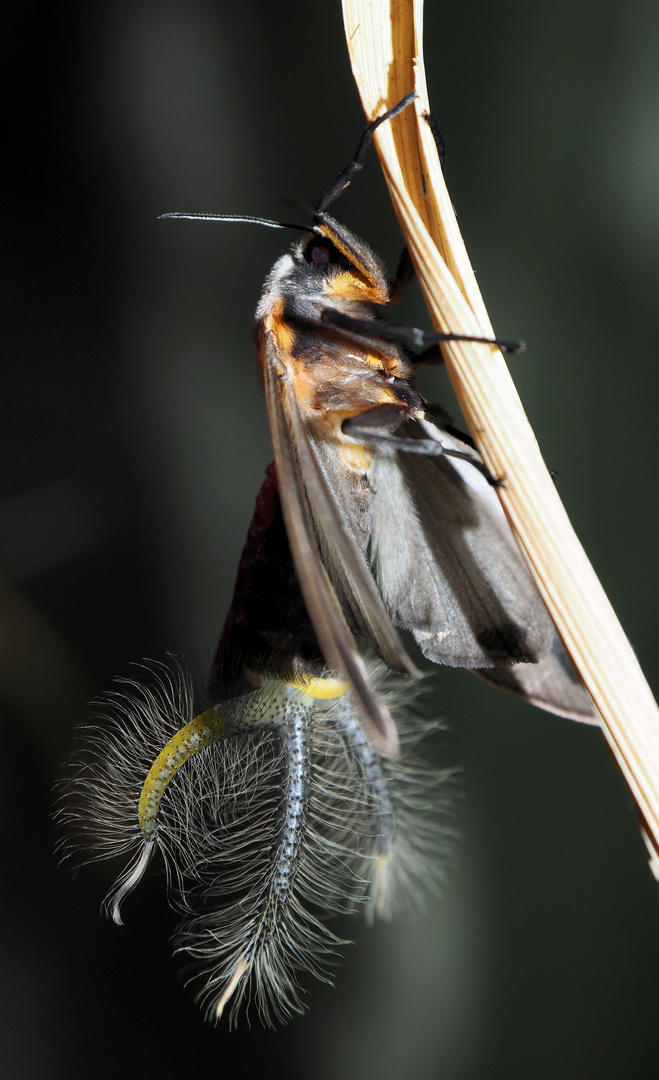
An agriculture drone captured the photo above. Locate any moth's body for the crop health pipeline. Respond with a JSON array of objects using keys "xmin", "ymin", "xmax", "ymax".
[
  {"xmin": 254, "ymin": 216, "xmax": 595, "ymax": 737},
  {"xmin": 62, "ymin": 95, "xmax": 597, "ymax": 1031},
  {"xmin": 256, "ymin": 226, "xmax": 419, "ymax": 574},
  {"xmin": 160, "ymin": 94, "xmax": 595, "ymax": 749},
  {"xmin": 256, "ymin": 241, "xmax": 415, "ymax": 480}
]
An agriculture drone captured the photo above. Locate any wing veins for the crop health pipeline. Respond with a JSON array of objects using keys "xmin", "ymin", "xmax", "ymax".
[{"xmin": 264, "ymin": 352, "xmax": 402, "ymax": 754}]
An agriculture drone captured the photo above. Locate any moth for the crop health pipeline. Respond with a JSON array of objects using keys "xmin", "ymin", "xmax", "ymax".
[
  {"xmin": 165, "ymin": 93, "xmax": 596, "ymax": 754},
  {"xmin": 60, "ymin": 94, "xmax": 594, "ymax": 1026}
]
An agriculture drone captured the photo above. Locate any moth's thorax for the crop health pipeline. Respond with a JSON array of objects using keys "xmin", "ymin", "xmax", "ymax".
[
  {"xmin": 255, "ymin": 245, "xmax": 413, "ymax": 443},
  {"xmin": 256, "ymin": 249, "xmax": 387, "ymax": 322}
]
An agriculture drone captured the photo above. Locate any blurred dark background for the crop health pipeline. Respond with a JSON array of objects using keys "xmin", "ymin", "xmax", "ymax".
[{"xmin": 3, "ymin": 1, "xmax": 659, "ymax": 1077}]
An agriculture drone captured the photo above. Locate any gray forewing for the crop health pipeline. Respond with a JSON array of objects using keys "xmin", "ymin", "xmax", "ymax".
[{"xmin": 371, "ymin": 431, "xmax": 553, "ymax": 668}]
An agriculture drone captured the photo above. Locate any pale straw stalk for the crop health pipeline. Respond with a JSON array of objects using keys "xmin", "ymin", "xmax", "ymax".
[{"xmin": 342, "ymin": 0, "xmax": 659, "ymax": 874}]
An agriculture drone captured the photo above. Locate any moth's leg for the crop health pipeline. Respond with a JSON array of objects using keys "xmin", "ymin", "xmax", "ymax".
[
  {"xmin": 423, "ymin": 405, "xmax": 556, "ymax": 482},
  {"xmin": 388, "ymin": 246, "xmax": 415, "ymax": 303},
  {"xmin": 409, "ymin": 342, "xmax": 445, "ymax": 370},
  {"xmin": 423, "ymin": 112, "xmax": 447, "ymax": 166},
  {"xmin": 440, "ymin": 447, "xmax": 504, "ymax": 487},
  {"xmin": 423, "ymin": 404, "xmax": 478, "ymax": 451},
  {"xmin": 342, "ymin": 408, "xmax": 502, "ymax": 487},
  {"xmin": 341, "ymin": 403, "xmax": 410, "ymax": 433},
  {"xmin": 320, "ymin": 308, "xmax": 524, "ymax": 354}
]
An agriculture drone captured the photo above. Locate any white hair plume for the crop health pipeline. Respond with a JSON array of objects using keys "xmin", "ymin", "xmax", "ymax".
[{"xmin": 57, "ymin": 659, "xmax": 452, "ymax": 1024}]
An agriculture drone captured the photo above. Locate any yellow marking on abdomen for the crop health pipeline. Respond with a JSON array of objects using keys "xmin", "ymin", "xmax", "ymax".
[
  {"xmin": 339, "ymin": 442, "xmax": 375, "ymax": 472},
  {"xmin": 137, "ymin": 707, "xmax": 226, "ymax": 835},
  {"xmin": 284, "ymin": 674, "xmax": 350, "ymax": 700}
]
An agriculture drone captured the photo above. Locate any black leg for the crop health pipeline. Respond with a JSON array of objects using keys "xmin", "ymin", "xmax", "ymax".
[
  {"xmin": 409, "ymin": 342, "xmax": 445, "ymax": 369},
  {"xmin": 388, "ymin": 246, "xmax": 416, "ymax": 302},
  {"xmin": 423, "ymin": 112, "xmax": 447, "ymax": 167},
  {"xmin": 320, "ymin": 308, "xmax": 525, "ymax": 354},
  {"xmin": 342, "ymin": 414, "xmax": 503, "ymax": 487}
]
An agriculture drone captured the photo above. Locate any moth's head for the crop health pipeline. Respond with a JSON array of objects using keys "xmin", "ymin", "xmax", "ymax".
[
  {"xmin": 160, "ymin": 210, "xmax": 393, "ymax": 306},
  {"xmin": 291, "ymin": 214, "xmax": 391, "ymax": 304}
]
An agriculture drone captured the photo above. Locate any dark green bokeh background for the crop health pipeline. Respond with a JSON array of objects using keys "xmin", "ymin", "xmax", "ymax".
[{"xmin": 3, "ymin": 2, "xmax": 659, "ymax": 1077}]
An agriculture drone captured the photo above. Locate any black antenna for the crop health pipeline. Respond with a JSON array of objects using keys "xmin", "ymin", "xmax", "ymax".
[
  {"xmin": 314, "ymin": 91, "xmax": 416, "ymax": 220},
  {"xmin": 159, "ymin": 93, "xmax": 418, "ymax": 235},
  {"xmin": 159, "ymin": 212, "xmax": 310, "ymax": 232}
]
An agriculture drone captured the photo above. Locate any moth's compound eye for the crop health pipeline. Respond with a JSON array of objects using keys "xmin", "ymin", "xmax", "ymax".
[{"xmin": 303, "ymin": 239, "xmax": 336, "ymax": 266}]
